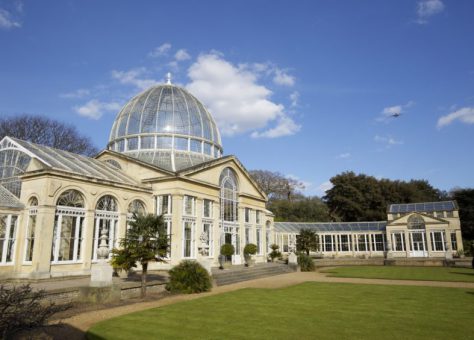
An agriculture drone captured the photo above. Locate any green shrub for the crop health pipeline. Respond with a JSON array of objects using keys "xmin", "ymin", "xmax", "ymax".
[
  {"xmin": 220, "ymin": 243, "xmax": 235, "ymax": 257},
  {"xmin": 166, "ymin": 260, "xmax": 212, "ymax": 294},
  {"xmin": 269, "ymin": 244, "xmax": 281, "ymax": 262},
  {"xmin": 297, "ymin": 253, "xmax": 315, "ymax": 272},
  {"xmin": 243, "ymin": 243, "xmax": 257, "ymax": 255},
  {"xmin": 0, "ymin": 284, "xmax": 71, "ymax": 338}
]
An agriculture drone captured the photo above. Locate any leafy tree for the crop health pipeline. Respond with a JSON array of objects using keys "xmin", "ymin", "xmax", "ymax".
[
  {"xmin": 269, "ymin": 196, "xmax": 332, "ymax": 222},
  {"xmin": 296, "ymin": 229, "xmax": 319, "ymax": 255},
  {"xmin": 450, "ymin": 188, "xmax": 474, "ymax": 240},
  {"xmin": 116, "ymin": 214, "xmax": 169, "ymax": 297},
  {"xmin": 0, "ymin": 114, "xmax": 98, "ymax": 156},
  {"xmin": 324, "ymin": 171, "xmax": 444, "ymax": 221},
  {"xmin": 249, "ymin": 170, "xmax": 305, "ymax": 201}
]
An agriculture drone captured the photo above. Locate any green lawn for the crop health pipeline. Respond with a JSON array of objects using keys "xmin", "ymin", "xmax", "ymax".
[
  {"xmin": 87, "ymin": 282, "xmax": 474, "ymax": 340},
  {"xmin": 321, "ymin": 266, "xmax": 474, "ymax": 282}
]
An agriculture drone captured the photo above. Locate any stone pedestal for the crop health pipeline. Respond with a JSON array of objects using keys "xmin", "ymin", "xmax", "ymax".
[
  {"xmin": 198, "ymin": 258, "xmax": 212, "ymax": 274},
  {"xmin": 288, "ymin": 252, "xmax": 298, "ymax": 265},
  {"xmin": 90, "ymin": 260, "xmax": 113, "ymax": 287}
]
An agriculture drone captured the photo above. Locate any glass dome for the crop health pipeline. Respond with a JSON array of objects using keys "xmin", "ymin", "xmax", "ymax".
[{"xmin": 108, "ymin": 83, "xmax": 223, "ymax": 172}]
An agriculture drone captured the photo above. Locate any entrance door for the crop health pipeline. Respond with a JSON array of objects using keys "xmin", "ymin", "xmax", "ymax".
[
  {"xmin": 410, "ymin": 232, "xmax": 427, "ymax": 257},
  {"xmin": 224, "ymin": 231, "xmax": 242, "ymax": 265}
]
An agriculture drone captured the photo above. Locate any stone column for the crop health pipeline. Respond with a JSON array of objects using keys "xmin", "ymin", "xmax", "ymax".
[
  {"xmin": 81, "ymin": 209, "xmax": 96, "ymax": 273},
  {"xmin": 444, "ymin": 229, "xmax": 453, "ymax": 259},
  {"xmin": 171, "ymin": 195, "xmax": 183, "ymax": 264},
  {"xmin": 30, "ymin": 206, "xmax": 56, "ymax": 279},
  {"xmin": 404, "ymin": 231, "xmax": 410, "ymax": 258}
]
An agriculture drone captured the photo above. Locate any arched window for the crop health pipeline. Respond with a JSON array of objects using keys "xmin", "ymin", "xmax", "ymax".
[
  {"xmin": 52, "ymin": 190, "xmax": 85, "ymax": 263},
  {"xmin": 128, "ymin": 200, "xmax": 146, "ymax": 216},
  {"xmin": 104, "ymin": 159, "xmax": 122, "ymax": 170},
  {"xmin": 24, "ymin": 197, "xmax": 38, "ymax": 263},
  {"xmin": 408, "ymin": 215, "xmax": 425, "ymax": 229},
  {"xmin": 57, "ymin": 190, "xmax": 85, "ymax": 207},
  {"xmin": 220, "ymin": 168, "xmax": 238, "ymax": 222},
  {"xmin": 127, "ymin": 200, "xmax": 146, "ymax": 228},
  {"xmin": 93, "ymin": 195, "xmax": 119, "ymax": 260}
]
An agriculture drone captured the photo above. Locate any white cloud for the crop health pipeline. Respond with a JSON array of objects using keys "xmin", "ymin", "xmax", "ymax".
[
  {"xmin": 251, "ymin": 116, "xmax": 300, "ymax": 138},
  {"xmin": 186, "ymin": 53, "xmax": 299, "ymax": 138},
  {"xmin": 273, "ymin": 69, "xmax": 295, "ymax": 86},
  {"xmin": 336, "ymin": 153, "xmax": 351, "ymax": 159},
  {"xmin": 317, "ymin": 181, "xmax": 333, "ymax": 195},
  {"xmin": 60, "ymin": 88, "xmax": 90, "ymax": 99},
  {"xmin": 290, "ymin": 91, "xmax": 299, "ymax": 107},
  {"xmin": 0, "ymin": 8, "xmax": 21, "ymax": 29},
  {"xmin": 437, "ymin": 107, "xmax": 474, "ymax": 128},
  {"xmin": 111, "ymin": 67, "xmax": 159, "ymax": 90},
  {"xmin": 74, "ymin": 100, "xmax": 121, "ymax": 120},
  {"xmin": 148, "ymin": 43, "xmax": 172, "ymax": 57},
  {"xmin": 374, "ymin": 134, "xmax": 404, "ymax": 147},
  {"xmin": 377, "ymin": 100, "xmax": 414, "ymax": 122},
  {"xmin": 175, "ymin": 49, "xmax": 191, "ymax": 61},
  {"xmin": 416, "ymin": 0, "xmax": 444, "ymax": 24}
]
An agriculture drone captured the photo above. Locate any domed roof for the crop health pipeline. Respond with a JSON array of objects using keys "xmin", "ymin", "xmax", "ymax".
[{"xmin": 108, "ymin": 83, "xmax": 223, "ymax": 172}]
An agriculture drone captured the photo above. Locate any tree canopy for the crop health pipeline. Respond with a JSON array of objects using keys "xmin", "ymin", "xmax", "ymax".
[
  {"xmin": 324, "ymin": 171, "xmax": 445, "ymax": 221},
  {"xmin": 296, "ymin": 229, "xmax": 319, "ymax": 255},
  {"xmin": 116, "ymin": 213, "xmax": 169, "ymax": 297},
  {"xmin": 0, "ymin": 114, "xmax": 98, "ymax": 156},
  {"xmin": 268, "ymin": 196, "xmax": 331, "ymax": 222},
  {"xmin": 249, "ymin": 169, "xmax": 304, "ymax": 201},
  {"xmin": 450, "ymin": 188, "xmax": 474, "ymax": 240}
]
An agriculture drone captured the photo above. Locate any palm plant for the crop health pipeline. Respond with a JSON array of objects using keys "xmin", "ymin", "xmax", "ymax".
[{"xmin": 116, "ymin": 213, "xmax": 169, "ymax": 297}]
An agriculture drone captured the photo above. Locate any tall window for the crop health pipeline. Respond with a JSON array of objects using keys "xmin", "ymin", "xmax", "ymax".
[
  {"xmin": 24, "ymin": 197, "xmax": 38, "ymax": 263},
  {"xmin": 323, "ymin": 235, "xmax": 334, "ymax": 252},
  {"xmin": 203, "ymin": 199, "xmax": 212, "ymax": 218},
  {"xmin": 430, "ymin": 231, "xmax": 445, "ymax": 251},
  {"xmin": 256, "ymin": 227, "xmax": 262, "ymax": 254},
  {"xmin": 372, "ymin": 234, "xmax": 385, "ymax": 251},
  {"xmin": 93, "ymin": 195, "xmax": 119, "ymax": 261},
  {"xmin": 127, "ymin": 200, "xmax": 146, "ymax": 230},
  {"xmin": 245, "ymin": 227, "xmax": 251, "ymax": 245},
  {"xmin": 392, "ymin": 233, "xmax": 405, "ymax": 251},
  {"xmin": 52, "ymin": 190, "xmax": 85, "ymax": 263},
  {"xmin": 156, "ymin": 195, "xmax": 172, "ymax": 215},
  {"xmin": 183, "ymin": 195, "xmax": 196, "ymax": 216},
  {"xmin": 203, "ymin": 223, "xmax": 213, "ymax": 257},
  {"xmin": 220, "ymin": 168, "xmax": 238, "ymax": 222},
  {"xmin": 338, "ymin": 234, "xmax": 350, "ymax": 252},
  {"xmin": 0, "ymin": 214, "xmax": 17, "ymax": 264},
  {"xmin": 256, "ymin": 211, "xmax": 261, "ymax": 225},
  {"xmin": 245, "ymin": 208, "xmax": 251, "ymax": 223},
  {"xmin": 183, "ymin": 220, "xmax": 194, "ymax": 258},
  {"xmin": 451, "ymin": 232, "xmax": 458, "ymax": 251},
  {"xmin": 357, "ymin": 234, "xmax": 367, "ymax": 252}
]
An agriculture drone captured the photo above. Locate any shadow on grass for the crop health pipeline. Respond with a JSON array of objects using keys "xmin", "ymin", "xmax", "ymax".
[
  {"xmin": 450, "ymin": 271, "xmax": 474, "ymax": 277},
  {"xmin": 11, "ymin": 324, "xmax": 86, "ymax": 340}
]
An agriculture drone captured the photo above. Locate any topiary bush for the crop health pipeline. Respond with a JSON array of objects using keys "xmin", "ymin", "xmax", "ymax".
[
  {"xmin": 166, "ymin": 260, "xmax": 212, "ymax": 294},
  {"xmin": 269, "ymin": 244, "xmax": 281, "ymax": 262},
  {"xmin": 243, "ymin": 243, "xmax": 257, "ymax": 256},
  {"xmin": 297, "ymin": 253, "xmax": 315, "ymax": 272}
]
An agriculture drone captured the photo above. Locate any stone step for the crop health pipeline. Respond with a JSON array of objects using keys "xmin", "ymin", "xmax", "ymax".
[{"xmin": 212, "ymin": 264, "xmax": 295, "ymax": 286}]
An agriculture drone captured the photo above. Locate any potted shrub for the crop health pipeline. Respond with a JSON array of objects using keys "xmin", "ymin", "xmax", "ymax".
[
  {"xmin": 219, "ymin": 243, "xmax": 235, "ymax": 269},
  {"xmin": 110, "ymin": 248, "xmax": 136, "ymax": 278},
  {"xmin": 243, "ymin": 243, "xmax": 257, "ymax": 267},
  {"xmin": 269, "ymin": 244, "xmax": 281, "ymax": 263}
]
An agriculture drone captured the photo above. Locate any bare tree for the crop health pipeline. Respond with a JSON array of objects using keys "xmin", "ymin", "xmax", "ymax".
[
  {"xmin": 249, "ymin": 170, "xmax": 305, "ymax": 201},
  {"xmin": 0, "ymin": 114, "xmax": 98, "ymax": 156}
]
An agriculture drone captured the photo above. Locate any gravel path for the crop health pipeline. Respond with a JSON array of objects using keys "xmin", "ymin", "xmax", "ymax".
[{"xmin": 55, "ymin": 270, "xmax": 474, "ymax": 339}]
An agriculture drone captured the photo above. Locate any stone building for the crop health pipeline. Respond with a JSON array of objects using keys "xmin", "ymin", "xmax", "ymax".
[
  {"xmin": 0, "ymin": 82, "xmax": 273, "ymax": 279},
  {"xmin": 274, "ymin": 201, "xmax": 463, "ymax": 258}
]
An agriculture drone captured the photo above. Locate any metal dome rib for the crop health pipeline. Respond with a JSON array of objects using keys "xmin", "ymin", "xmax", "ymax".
[{"xmin": 108, "ymin": 84, "xmax": 223, "ymax": 172}]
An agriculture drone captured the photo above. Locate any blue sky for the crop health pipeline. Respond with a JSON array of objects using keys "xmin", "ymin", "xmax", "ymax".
[{"xmin": 1, "ymin": 0, "xmax": 473, "ymax": 195}]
